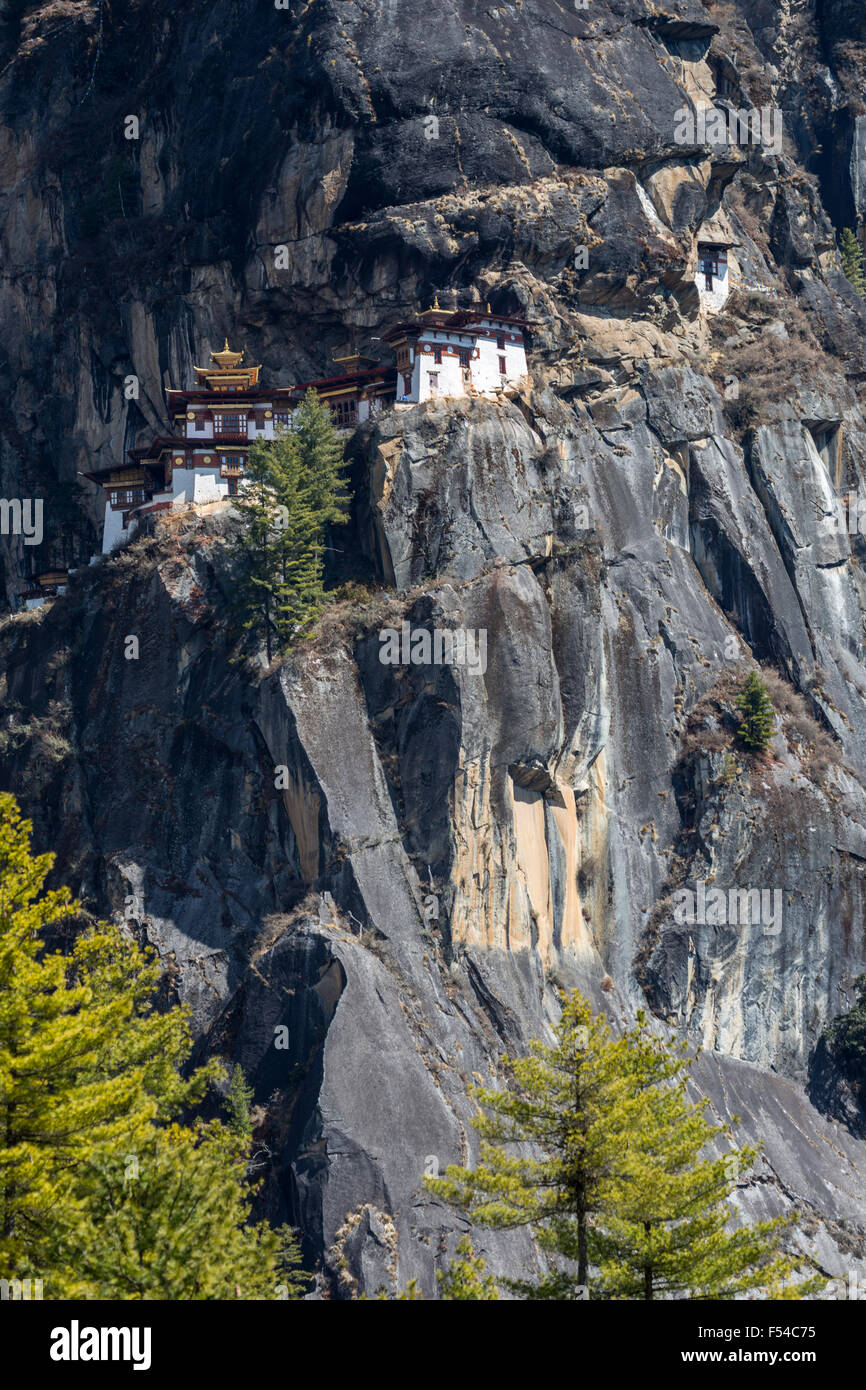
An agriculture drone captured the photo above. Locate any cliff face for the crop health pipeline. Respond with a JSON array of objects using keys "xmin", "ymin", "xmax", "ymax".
[{"xmin": 3, "ymin": 0, "xmax": 866, "ymax": 1295}]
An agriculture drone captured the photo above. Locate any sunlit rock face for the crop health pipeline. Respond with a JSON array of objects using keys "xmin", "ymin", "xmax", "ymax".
[{"xmin": 3, "ymin": 0, "xmax": 866, "ymax": 1295}]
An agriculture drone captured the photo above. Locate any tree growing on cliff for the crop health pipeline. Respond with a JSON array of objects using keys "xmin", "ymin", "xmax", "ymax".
[
  {"xmin": 425, "ymin": 991, "xmax": 642, "ymax": 1295},
  {"xmin": 291, "ymin": 388, "xmax": 351, "ymax": 526},
  {"xmin": 231, "ymin": 393, "xmax": 346, "ymax": 660},
  {"xmin": 0, "ymin": 793, "xmax": 304, "ymax": 1299},
  {"xmin": 437, "ymin": 1236, "xmax": 500, "ymax": 1299},
  {"xmin": 735, "ymin": 671, "xmax": 775, "ymax": 753},
  {"xmin": 840, "ymin": 228, "xmax": 866, "ymax": 297},
  {"xmin": 54, "ymin": 1123, "xmax": 305, "ymax": 1300},
  {"xmin": 225, "ymin": 1063, "xmax": 255, "ymax": 1138},
  {"xmin": 427, "ymin": 991, "xmax": 822, "ymax": 1300},
  {"xmin": 592, "ymin": 1027, "xmax": 822, "ymax": 1300},
  {"xmin": 231, "ymin": 433, "xmax": 324, "ymax": 661}
]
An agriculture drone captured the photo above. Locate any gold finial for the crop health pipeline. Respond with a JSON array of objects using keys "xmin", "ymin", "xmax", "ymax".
[
  {"xmin": 210, "ymin": 340, "xmax": 245, "ymax": 370},
  {"xmin": 486, "ymin": 302, "xmax": 491, "ymax": 313},
  {"xmin": 432, "ymin": 293, "xmax": 440, "ymax": 309}
]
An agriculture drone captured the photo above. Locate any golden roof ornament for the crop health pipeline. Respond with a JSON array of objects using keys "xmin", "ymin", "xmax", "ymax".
[
  {"xmin": 420, "ymin": 292, "xmax": 456, "ymax": 319},
  {"xmin": 210, "ymin": 339, "xmax": 245, "ymax": 370},
  {"xmin": 192, "ymin": 337, "xmax": 261, "ymax": 387}
]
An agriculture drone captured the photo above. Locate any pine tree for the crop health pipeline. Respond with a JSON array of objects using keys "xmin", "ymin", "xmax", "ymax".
[
  {"xmin": 425, "ymin": 992, "xmax": 644, "ymax": 1295},
  {"xmin": 735, "ymin": 671, "xmax": 775, "ymax": 753},
  {"xmin": 291, "ymin": 388, "xmax": 350, "ymax": 526},
  {"xmin": 52, "ymin": 1124, "xmax": 305, "ymax": 1300},
  {"xmin": 0, "ymin": 794, "xmax": 304, "ymax": 1300},
  {"xmin": 594, "ymin": 1016, "xmax": 822, "ymax": 1299},
  {"xmin": 427, "ymin": 991, "xmax": 822, "ymax": 1300},
  {"xmin": 437, "ymin": 1236, "xmax": 500, "ymax": 1299},
  {"xmin": 840, "ymin": 228, "xmax": 866, "ymax": 297},
  {"xmin": 231, "ymin": 434, "xmax": 323, "ymax": 661},
  {"xmin": 225, "ymin": 1063, "xmax": 255, "ymax": 1138},
  {"xmin": 0, "ymin": 794, "xmax": 218, "ymax": 1274}
]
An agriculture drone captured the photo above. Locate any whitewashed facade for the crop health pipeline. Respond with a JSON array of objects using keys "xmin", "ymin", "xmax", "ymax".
[
  {"xmin": 696, "ymin": 241, "xmax": 734, "ymax": 312},
  {"xmin": 389, "ymin": 308, "xmax": 529, "ymax": 403}
]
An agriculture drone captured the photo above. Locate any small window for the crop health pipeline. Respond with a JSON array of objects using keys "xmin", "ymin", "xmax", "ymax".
[
  {"xmin": 459, "ymin": 349, "xmax": 471, "ymax": 368},
  {"xmin": 434, "ymin": 347, "xmax": 442, "ymax": 364},
  {"xmin": 498, "ymin": 356, "xmax": 506, "ymax": 374},
  {"xmin": 213, "ymin": 412, "xmax": 246, "ymax": 437},
  {"xmin": 496, "ymin": 333, "xmax": 505, "ymax": 350},
  {"xmin": 333, "ymin": 400, "xmax": 357, "ymax": 428}
]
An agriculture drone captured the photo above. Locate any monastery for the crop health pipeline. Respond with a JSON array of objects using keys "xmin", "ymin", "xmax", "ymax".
[{"xmin": 81, "ymin": 301, "xmax": 530, "ymax": 556}]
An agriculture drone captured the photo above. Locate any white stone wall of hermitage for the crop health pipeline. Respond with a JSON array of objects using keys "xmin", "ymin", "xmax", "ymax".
[
  {"xmin": 696, "ymin": 254, "xmax": 733, "ymax": 313},
  {"xmin": 472, "ymin": 335, "xmax": 528, "ymax": 391},
  {"xmin": 102, "ymin": 502, "xmax": 132, "ymax": 553}
]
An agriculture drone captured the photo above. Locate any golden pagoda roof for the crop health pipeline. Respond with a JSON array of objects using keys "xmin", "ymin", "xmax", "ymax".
[
  {"xmin": 333, "ymin": 347, "xmax": 379, "ymax": 368},
  {"xmin": 193, "ymin": 339, "xmax": 261, "ymax": 388}
]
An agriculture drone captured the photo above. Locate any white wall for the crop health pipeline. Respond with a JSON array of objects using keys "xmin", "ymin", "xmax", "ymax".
[
  {"xmin": 400, "ymin": 321, "xmax": 528, "ymax": 400},
  {"xmin": 193, "ymin": 468, "xmax": 227, "ymax": 503},
  {"xmin": 416, "ymin": 349, "xmax": 464, "ymax": 401},
  {"xmin": 170, "ymin": 466, "xmax": 229, "ymax": 504},
  {"xmin": 472, "ymin": 334, "xmax": 528, "ymax": 392},
  {"xmin": 102, "ymin": 502, "xmax": 135, "ymax": 553},
  {"xmin": 696, "ymin": 251, "xmax": 731, "ymax": 312}
]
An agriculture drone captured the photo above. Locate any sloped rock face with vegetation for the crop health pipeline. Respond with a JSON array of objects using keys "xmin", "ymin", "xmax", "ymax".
[{"xmin": 4, "ymin": 0, "xmax": 866, "ymax": 1294}]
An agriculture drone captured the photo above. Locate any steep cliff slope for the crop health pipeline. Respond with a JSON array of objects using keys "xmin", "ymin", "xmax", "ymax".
[{"xmin": 3, "ymin": 0, "xmax": 866, "ymax": 1295}]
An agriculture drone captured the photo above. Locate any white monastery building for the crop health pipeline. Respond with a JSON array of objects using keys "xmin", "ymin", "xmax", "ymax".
[
  {"xmin": 83, "ymin": 303, "xmax": 531, "ymax": 554},
  {"xmin": 385, "ymin": 299, "xmax": 529, "ymax": 402}
]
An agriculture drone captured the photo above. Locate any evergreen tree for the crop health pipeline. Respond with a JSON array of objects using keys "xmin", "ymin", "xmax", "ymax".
[
  {"xmin": 231, "ymin": 434, "xmax": 323, "ymax": 661},
  {"xmin": 52, "ymin": 1124, "xmax": 305, "ymax": 1300},
  {"xmin": 0, "ymin": 794, "xmax": 304, "ymax": 1300},
  {"xmin": 840, "ymin": 228, "xmax": 866, "ymax": 297},
  {"xmin": 0, "ymin": 794, "xmax": 217, "ymax": 1273},
  {"xmin": 427, "ymin": 991, "xmax": 822, "ymax": 1300},
  {"xmin": 225, "ymin": 1063, "xmax": 255, "ymax": 1138},
  {"xmin": 437, "ymin": 1236, "xmax": 500, "ymax": 1300},
  {"xmin": 594, "ymin": 1018, "xmax": 821, "ymax": 1299},
  {"xmin": 291, "ymin": 388, "xmax": 350, "ymax": 526},
  {"xmin": 425, "ymin": 992, "xmax": 643, "ymax": 1295},
  {"xmin": 736, "ymin": 671, "xmax": 775, "ymax": 753}
]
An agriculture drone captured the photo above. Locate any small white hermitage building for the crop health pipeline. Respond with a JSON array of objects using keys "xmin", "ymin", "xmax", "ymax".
[
  {"xmin": 85, "ymin": 306, "xmax": 532, "ymax": 553},
  {"xmin": 384, "ymin": 300, "xmax": 529, "ymax": 402},
  {"xmin": 695, "ymin": 239, "xmax": 738, "ymax": 312}
]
